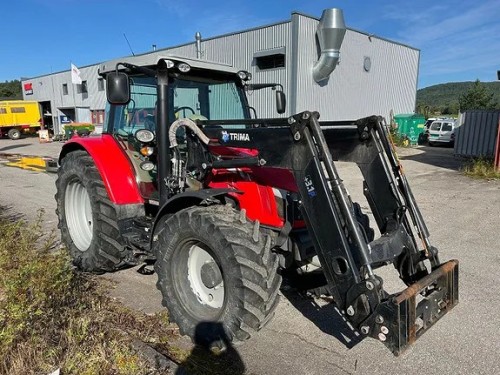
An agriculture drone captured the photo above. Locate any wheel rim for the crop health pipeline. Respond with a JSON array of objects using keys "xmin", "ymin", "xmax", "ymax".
[
  {"xmin": 187, "ymin": 244, "xmax": 225, "ymax": 309},
  {"xmin": 65, "ymin": 179, "xmax": 93, "ymax": 251}
]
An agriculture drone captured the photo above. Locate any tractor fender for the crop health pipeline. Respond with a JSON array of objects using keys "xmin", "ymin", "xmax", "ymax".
[
  {"xmin": 152, "ymin": 188, "xmax": 239, "ymax": 236},
  {"xmin": 59, "ymin": 135, "xmax": 144, "ymax": 205}
]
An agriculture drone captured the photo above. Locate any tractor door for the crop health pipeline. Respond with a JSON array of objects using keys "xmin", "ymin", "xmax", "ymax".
[{"xmin": 109, "ymin": 76, "xmax": 159, "ymax": 201}]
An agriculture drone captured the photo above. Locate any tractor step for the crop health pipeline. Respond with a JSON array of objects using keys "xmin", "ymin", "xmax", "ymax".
[{"xmin": 119, "ymin": 216, "xmax": 153, "ymax": 253}]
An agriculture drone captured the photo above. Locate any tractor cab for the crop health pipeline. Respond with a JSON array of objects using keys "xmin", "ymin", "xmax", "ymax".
[{"xmin": 101, "ymin": 56, "xmax": 284, "ymax": 202}]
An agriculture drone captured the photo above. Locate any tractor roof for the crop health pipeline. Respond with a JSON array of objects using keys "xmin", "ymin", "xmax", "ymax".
[{"xmin": 98, "ymin": 55, "xmax": 240, "ymax": 76}]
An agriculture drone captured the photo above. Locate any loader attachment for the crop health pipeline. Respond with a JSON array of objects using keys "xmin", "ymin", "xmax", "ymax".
[
  {"xmin": 198, "ymin": 111, "xmax": 459, "ymax": 354},
  {"xmin": 364, "ymin": 259, "xmax": 459, "ymax": 355}
]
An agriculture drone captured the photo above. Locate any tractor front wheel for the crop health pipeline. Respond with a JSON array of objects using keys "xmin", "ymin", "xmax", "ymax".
[
  {"xmin": 153, "ymin": 205, "xmax": 282, "ymax": 344},
  {"xmin": 56, "ymin": 150, "xmax": 131, "ymax": 273}
]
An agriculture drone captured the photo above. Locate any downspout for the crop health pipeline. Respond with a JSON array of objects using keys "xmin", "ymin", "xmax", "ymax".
[{"xmin": 312, "ymin": 8, "xmax": 346, "ymax": 83}]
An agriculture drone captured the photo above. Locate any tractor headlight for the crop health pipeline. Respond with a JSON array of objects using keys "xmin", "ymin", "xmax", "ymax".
[
  {"xmin": 164, "ymin": 59, "xmax": 175, "ymax": 69},
  {"xmin": 237, "ymin": 70, "xmax": 251, "ymax": 81},
  {"xmin": 140, "ymin": 161, "xmax": 155, "ymax": 171},
  {"xmin": 177, "ymin": 63, "xmax": 191, "ymax": 73},
  {"xmin": 135, "ymin": 129, "xmax": 155, "ymax": 143}
]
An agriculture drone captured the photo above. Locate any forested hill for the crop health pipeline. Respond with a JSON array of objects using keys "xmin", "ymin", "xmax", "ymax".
[
  {"xmin": 416, "ymin": 81, "xmax": 500, "ymax": 114},
  {"xmin": 0, "ymin": 80, "xmax": 22, "ymax": 100}
]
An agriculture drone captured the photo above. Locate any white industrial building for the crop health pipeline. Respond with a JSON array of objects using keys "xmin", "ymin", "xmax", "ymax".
[{"xmin": 21, "ymin": 9, "xmax": 420, "ymax": 135}]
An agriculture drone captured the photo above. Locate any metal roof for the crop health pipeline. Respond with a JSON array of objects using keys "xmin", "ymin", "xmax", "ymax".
[{"xmin": 98, "ymin": 55, "xmax": 240, "ymax": 75}]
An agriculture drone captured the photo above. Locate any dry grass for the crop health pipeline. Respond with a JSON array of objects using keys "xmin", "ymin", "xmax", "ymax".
[
  {"xmin": 0, "ymin": 209, "xmax": 181, "ymax": 375},
  {"xmin": 462, "ymin": 158, "xmax": 500, "ymax": 180}
]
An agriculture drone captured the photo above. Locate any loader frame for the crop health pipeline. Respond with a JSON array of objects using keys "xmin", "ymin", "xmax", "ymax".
[{"xmin": 188, "ymin": 112, "xmax": 459, "ymax": 355}]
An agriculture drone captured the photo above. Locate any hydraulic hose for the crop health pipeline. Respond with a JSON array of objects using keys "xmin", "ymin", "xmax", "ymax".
[{"xmin": 169, "ymin": 118, "xmax": 210, "ymax": 148}]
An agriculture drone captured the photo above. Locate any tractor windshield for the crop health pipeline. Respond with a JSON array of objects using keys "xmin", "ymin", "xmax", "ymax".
[
  {"xmin": 106, "ymin": 73, "xmax": 248, "ymax": 135},
  {"xmin": 169, "ymin": 77, "xmax": 248, "ymax": 121}
]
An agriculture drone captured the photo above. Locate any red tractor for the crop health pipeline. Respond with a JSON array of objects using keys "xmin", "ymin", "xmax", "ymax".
[{"xmin": 55, "ymin": 11, "xmax": 458, "ymax": 356}]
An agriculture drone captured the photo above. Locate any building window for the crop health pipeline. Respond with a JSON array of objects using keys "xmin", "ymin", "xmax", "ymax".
[
  {"xmin": 254, "ymin": 47, "xmax": 286, "ymax": 71},
  {"xmin": 77, "ymin": 81, "xmax": 88, "ymax": 94},
  {"xmin": 11, "ymin": 107, "xmax": 26, "ymax": 113},
  {"xmin": 255, "ymin": 54, "xmax": 285, "ymax": 70},
  {"xmin": 98, "ymin": 78, "xmax": 104, "ymax": 91},
  {"xmin": 91, "ymin": 109, "xmax": 105, "ymax": 125},
  {"xmin": 62, "ymin": 84, "xmax": 68, "ymax": 95}
]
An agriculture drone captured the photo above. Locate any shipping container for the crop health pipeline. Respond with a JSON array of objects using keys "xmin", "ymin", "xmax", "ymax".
[{"xmin": 454, "ymin": 110, "xmax": 500, "ymax": 158}]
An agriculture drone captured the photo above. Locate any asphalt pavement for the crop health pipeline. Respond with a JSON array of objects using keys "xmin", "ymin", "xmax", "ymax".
[
  {"xmin": 0, "ymin": 135, "xmax": 63, "ymax": 159},
  {"xmin": 1, "ymin": 136, "xmax": 499, "ymax": 374}
]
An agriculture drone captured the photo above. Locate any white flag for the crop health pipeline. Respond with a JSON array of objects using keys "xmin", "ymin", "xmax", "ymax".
[{"xmin": 71, "ymin": 63, "xmax": 82, "ymax": 84}]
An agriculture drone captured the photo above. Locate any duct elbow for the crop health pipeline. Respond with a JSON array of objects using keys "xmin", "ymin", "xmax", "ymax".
[
  {"xmin": 312, "ymin": 51, "xmax": 340, "ymax": 83},
  {"xmin": 312, "ymin": 8, "xmax": 346, "ymax": 84}
]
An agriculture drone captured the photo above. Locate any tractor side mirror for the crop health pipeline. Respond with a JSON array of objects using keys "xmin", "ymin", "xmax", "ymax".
[
  {"xmin": 106, "ymin": 72, "xmax": 130, "ymax": 104},
  {"xmin": 276, "ymin": 90, "xmax": 286, "ymax": 114}
]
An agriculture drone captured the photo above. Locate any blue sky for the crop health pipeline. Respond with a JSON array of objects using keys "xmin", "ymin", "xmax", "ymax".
[{"xmin": 1, "ymin": 0, "xmax": 499, "ymax": 88}]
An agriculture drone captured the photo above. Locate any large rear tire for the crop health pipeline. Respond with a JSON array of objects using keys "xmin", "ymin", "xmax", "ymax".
[
  {"xmin": 55, "ymin": 150, "xmax": 132, "ymax": 273},
  {"xmin": 153, "ymin": 205, "xmax": 281, "ymax": 344}
]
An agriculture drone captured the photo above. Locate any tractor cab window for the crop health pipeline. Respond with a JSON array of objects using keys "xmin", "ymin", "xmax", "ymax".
[
  {"xmin": 169, "ymin": 78, "xmax": 247, "ymax": 123},
  {"xmin": 111, "ymin": 76, "xmax": 157, "ymax": 138}
]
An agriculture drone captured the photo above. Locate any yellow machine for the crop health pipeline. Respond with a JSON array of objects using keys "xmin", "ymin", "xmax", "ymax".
[{"xmin": 0, "ymin": 100, "xmax": 43, "ymax": 140}]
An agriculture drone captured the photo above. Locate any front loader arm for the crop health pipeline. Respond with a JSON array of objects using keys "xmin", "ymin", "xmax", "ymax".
[{"xmin": 198, "ymin": 112, "xmax": 458, "ymax": 355}]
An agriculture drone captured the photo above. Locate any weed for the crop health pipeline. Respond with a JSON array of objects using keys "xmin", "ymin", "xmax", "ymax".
[
  {"xmin": 388, "ymin": 125, "xmax": 411, "ymax": 148},
  {"xmin": 462, "ymin": 158, "xmax": 500, "ymax": 180},
  {"xmin": 0, "ymin": 209, "xmax": 179, "ymax": 374}
]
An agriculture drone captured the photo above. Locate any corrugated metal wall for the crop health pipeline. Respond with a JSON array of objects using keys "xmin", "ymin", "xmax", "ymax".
[
  {"xmin": 454, "ymin": 110, "xmax": 500, "ymax": 158},
  {"xmin": 21, "ymin": 64, "xmax": 106, "ymax": 133},
  {"xmin": 292, "ymin": 15, "xmax": 419, "ymax": 121},
  {"xmin": 167, "ymin": 22, "xmax": 291, "ymax": 119}
]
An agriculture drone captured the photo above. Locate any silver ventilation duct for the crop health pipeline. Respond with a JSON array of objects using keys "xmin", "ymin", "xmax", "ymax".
[
  {"xmin": 312, "ymin": 8, "xmax": 346, "ymax": 83},
  {"xmin": 195, "ymin": 32, "xmax": 202, "ymax": 59}
]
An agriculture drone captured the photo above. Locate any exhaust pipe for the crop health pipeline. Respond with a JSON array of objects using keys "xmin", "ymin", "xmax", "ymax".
[
  {"xmin": 312, "ymin": 8, "xmax": 346, "ymax": 83},
  {"xmin": 195, "ymin": 32, "xmax": 202, "ymax": 59}
]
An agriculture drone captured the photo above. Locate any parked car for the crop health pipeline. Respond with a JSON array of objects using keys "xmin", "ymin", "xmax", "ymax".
[{"xmin": 427, "ymin": 119, "xmax": 456, "ymax": 146}]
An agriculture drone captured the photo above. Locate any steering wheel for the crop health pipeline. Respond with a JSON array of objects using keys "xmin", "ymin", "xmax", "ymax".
[{"xmin": 175, "ymin": 106, "xmax": 196, "ymax": 118}]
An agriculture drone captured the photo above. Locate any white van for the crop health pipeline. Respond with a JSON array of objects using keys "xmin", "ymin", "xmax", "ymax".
[{"xmin": 428, "ymin": 120, "xmax": 456, "ymax": 146}]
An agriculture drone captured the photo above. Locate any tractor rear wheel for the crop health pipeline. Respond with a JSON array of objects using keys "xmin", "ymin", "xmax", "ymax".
[
  {"xmin": 55, "ymin": 150, "xmax": 131, "ymax": 273},
  {"xmin": 153, "ymin": 205, "xmax": 281, "ymax": 344}
]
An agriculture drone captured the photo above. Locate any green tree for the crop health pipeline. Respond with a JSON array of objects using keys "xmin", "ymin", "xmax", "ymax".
[
  {"xmin": 0, "ymin": 80, "xmax": 22, "ymax": 99},
  {"xmin": 458, "ymin": 79, "xmax": 497, "ymax": 111}
]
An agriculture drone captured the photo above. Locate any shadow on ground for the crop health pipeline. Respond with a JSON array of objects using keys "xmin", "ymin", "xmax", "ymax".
[
  {"xmin": 281, "ymin": 287, "xmax": 364, "ymax": 349},
  {"xmin": 0, "ymin": 143, "xmax": 30, "ymax": 153},
  {"xmin": 398, "ymin": 145, "xmax": 463, "ymax": 171},
  {"xmin": 176, "ymin": 322, "xmax": 245, "ymax": 375}
]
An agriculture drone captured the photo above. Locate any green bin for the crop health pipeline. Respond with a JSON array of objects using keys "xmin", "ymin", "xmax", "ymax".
[{"xmin": 394, "ymin": 114, "xmax": 426, "ymax": 145}]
